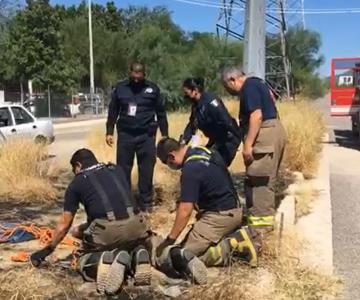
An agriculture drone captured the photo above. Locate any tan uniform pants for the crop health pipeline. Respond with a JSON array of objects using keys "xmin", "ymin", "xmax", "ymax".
[
  {"xmin": 181, "ymin": 208, "xmax": 243, "ymax": 258},
  {"xmin": 245, "ymin": 119, "xmax": 287, "ymax": 226},
  {"xmin": 82, "ymin": 214, "xmax": 150, "ymax": 251}
]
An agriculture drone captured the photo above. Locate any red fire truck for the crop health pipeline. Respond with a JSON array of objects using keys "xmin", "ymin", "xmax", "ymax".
[{"xmin": 330, "ymin": 57, "xmax": 360, "ymax": 136}]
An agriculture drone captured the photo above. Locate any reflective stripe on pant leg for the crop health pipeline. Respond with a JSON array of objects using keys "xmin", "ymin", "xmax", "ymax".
[
  {"xmin": 202, "ymin": 227, "xmax": 258, "ymax": 267},
  {"xmin": 247, "ymin": 215, "xmax": 275, "ymax": 227},
  {"xmin": 200, "ymin": 240, "xmax": 229, "ymax": 267}
]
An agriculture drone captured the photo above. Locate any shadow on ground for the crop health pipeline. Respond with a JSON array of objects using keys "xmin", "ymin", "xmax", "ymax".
[
  {"xmin": 0, "ymin": 201, "xmax": 63, "ymax": 225},
  {"xmin": 334, "ymin": 129, "xmax": 360, "ymax": 151}
]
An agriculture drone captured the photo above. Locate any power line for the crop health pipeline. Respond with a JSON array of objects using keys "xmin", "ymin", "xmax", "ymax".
[{"xmin": 173, "ymin": 0, "xmax": 360, "ymax": 14}]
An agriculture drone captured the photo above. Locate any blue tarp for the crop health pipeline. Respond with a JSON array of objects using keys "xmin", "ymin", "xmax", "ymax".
[{"xmin": 0, "ymin": 223, "xmax": 36, "ymax": 243}]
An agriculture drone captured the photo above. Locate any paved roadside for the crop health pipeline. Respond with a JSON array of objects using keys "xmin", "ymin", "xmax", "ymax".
[
  {"xmin": 50, "ymin": 114, "xmax": 107, "ymax": 124},
  {"xmin": 50, "ymin": 118, "xmax": 106, "ymax": 162},
  {"xmin": 315, "ymin": 96, "xmax": 360, "ymax": 299}
]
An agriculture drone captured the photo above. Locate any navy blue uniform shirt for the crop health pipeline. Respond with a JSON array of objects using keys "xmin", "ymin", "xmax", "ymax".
[
  {"xmin": 64, "ymin": 165, "xmax": 134, "ymax": 223},
  {"xmin": 106, "ymin": 79, "xmax": 168, "ymax": 136},
  {"xmin": 180, "ymin": 147, "xmax": 238, "ymax": 212},
  {"xmin": 239, "ymin": 77, "xmax": 277, "ymax": 127},
  {"xmin": 183, "ymin": 92, "xmax": 240, "ymax": 144}
]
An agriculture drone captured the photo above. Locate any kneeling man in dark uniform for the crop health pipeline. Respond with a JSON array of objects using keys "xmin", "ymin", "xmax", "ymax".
[
  {"xmin": 30, "ymin": 149, "xmax": 151, "ymax": 295},
  {"xmin": 155, "ymin": 138, "xmax": 259, "ymax": 285}
]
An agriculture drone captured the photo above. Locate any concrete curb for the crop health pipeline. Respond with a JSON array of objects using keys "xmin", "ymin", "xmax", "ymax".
[
  {"xmin": 54, "ymin": 118, "xmax": 106, "ymax": 130},
  {"xmin": 296, "ymin": 140, "xmax": 333, "ymax": 275},
  {"xmin": 276, "ymin": 134, "xmax": 333, "ymax": 275}
]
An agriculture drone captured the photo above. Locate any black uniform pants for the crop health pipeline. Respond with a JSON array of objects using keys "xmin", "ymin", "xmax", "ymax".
[
  {"xmin": 117, "ymin": 131, "xmax": 156, "ymax": 209},
  {"xmin": 213, "ymin": 134, "xmax": 241, "ymax": 167}
]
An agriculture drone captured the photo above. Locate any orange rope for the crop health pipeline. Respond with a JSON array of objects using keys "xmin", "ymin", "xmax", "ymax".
[
  {"xmin": 1, "ymin": 223, "xmax": 80, "ymax": 264},
  {"xmin": 11, "ymin": 252, "xmax": 30, "ymax": 262},
  {"xmin": 0, "ymin": 223, "xmax": 79, "ymax": 247}
]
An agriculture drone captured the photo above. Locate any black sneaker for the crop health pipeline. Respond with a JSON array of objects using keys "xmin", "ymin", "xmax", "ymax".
[{"xmin": 133, "ymin": 247, "xmax": 152, "ymax": 286}]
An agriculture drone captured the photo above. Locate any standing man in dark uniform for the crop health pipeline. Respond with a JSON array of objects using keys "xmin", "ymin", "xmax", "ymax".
[
  {"xmin": 106, "ymin": 62, "xmax": 169, "ymax": 212},
  {"xmin": 221, "ymin": 66, "xmax": 287, "ymax": 234},
  {"xmin": 181, "ymin": 77, "xmax": 241, "ymax": 166}
]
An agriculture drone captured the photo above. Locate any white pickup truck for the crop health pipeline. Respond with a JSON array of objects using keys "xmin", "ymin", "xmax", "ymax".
[{"xmin": 0, "ymin": 104, "xmax": 54, "ymax": 144}]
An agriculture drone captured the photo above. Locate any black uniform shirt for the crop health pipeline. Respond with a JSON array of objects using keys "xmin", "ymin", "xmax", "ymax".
[
  {"xmin": 180, "ymin": 147, "xmax": 238, "ymax": 212},
  {"xmin": 183, "ymin": 92, "xmax": 240, "ymax": 144},
  {"xmin": 106, "ymin": 79, "xmax": 168, "ymax": 136},
  {"xmin": 64, "ymin": 164, "xmax": 133, "ymax": 223},
  {"xmin": 239, "ymin": 77, "xmax": 277, "ymax": 127}
]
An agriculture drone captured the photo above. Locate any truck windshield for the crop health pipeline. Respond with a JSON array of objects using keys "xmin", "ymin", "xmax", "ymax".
[{"xmin": 333, "ymin": 59, "xmax": 360, "ymax": 89}]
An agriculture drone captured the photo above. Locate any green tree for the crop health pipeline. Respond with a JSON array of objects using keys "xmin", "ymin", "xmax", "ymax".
[
  {"xmin": 0, "ymin": 2, "xmax": 325, "ymax": 107},
  {"xmin": 5, "ymin": 0, "xmax": 77, "ymax": 91},
  {"xmin": 286, "ymin": 26, "xmax": 325, "ymax": 97}
]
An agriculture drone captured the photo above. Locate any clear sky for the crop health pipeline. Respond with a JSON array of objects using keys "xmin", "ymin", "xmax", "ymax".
[{"xmin": 49, "ymin": 0, "xmax": 360, "ymax": 77}]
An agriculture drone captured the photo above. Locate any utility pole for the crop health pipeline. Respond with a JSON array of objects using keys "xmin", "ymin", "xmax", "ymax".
[
  {"xmin": 279, "ymin": 0, "xmax": 291, "ymax": 98},
  {"xmin": 47, "ymin": 85, "xmax": 51, "ymax": 118},
  {"xmin": 243, "ymin": 0, "xmax": 266, "ymax": 79},
  {"xmin": 88, "ymin": 0, "xmax": 95, "ymax": 114},
  {"xmin": 301, "ymin": 0, "xmax": 306, "ymax": 29}
]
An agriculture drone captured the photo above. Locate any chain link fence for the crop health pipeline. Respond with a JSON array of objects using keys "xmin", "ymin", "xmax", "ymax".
[{"xmin": 4, "ymin": 87, "xmax": 111, "ymax": 119}]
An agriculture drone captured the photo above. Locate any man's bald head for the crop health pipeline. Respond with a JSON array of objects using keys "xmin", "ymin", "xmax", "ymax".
[
  {"xmin": 130, "ymin": 62, "xmax": 145, "ymax": 73},
  {"xmin": 129, "ymin": 62, "xmax": 146, "ymax": 83}
]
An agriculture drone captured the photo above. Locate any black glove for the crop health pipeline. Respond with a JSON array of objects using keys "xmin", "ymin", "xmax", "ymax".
[
  {"xmin": 30, "ymin": 245, "xmax": 54, "ymax": 267},
  {"xmin": 156, "ymin": 236, "xmax": 176, "ymax": 257}
]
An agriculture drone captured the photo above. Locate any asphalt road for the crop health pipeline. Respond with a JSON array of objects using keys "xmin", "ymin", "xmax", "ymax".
[
  {"xmin": 316, "ymin": 96, "xmax": 360, "ymax": 299},
  {"xmin": 49, "ymin": 121, "xmax": 105, "ymax": 162}
]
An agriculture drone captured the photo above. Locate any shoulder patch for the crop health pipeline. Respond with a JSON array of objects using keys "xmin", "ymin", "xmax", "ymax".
[
  {"xmin": 210, "ymin": 99, "xmax": 219, "ymax": 107},
  {"xmin": 145, "ymin": 87, "xmax": 154, "ymax": 94}
]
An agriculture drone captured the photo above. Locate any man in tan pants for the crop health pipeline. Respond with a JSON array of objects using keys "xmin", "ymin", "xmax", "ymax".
[
  {"xmin": 155, "ymin": 138, "xmax": 259, "ymax": 284},
  {"xmin": 30, "ymin": 149, "xmax": 152, "ymax": 295},
  {"xmin": 221, "ymin": 66, "xmax": 287, "ymax": 232}
]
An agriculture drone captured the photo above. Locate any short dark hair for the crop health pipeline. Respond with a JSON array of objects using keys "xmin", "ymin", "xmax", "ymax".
[
  {"xmin": 183, "ymin": 77, "xmax": 205, "ymax": 93},
  {"xmin": 130, "ymin": 61, "xmax": 145, "ymax": 74},
  {"xmin": 157, "ymin": 137, "xmax": 181, "ymax": 164},
  {"xmin": 70, "ymin": 148, "xmax": 98, "ymax": 169}
]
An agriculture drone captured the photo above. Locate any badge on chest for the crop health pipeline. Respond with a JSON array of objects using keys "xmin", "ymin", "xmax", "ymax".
[{"xmin": 127, "ymin": 102, "xmax": 137, "ymax": 117}]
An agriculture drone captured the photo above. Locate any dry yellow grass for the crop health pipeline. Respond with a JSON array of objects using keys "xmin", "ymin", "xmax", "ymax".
[
  {"xmin": 277, "ymin": 100, "xmax": 325, "ymax": 177},
  {"xmin": 0, "ymin": 139, "xmax": 59, "ymax": 203},
  {"xmin": 293, "ymin": 182, "xmax": 320, "ymax": 219},
  {"xmin": 0, "ymin": 267, "xmax": 79, "ymax": 299},
  {"xmin": 224, "ymin": 99, "xmax": 325, "ymax": 177}
]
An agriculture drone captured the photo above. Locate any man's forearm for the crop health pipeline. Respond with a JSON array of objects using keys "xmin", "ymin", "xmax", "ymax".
[
  {"xmin": 49, "ymin": 224, "xmax": 70, "ymax": 249},
  {"xmin": 49, "ymin": 212, "xmax": 74, "ymax": 250},
  {"xmin": 106, "ymin": 121, "xmax": 115, "ymax": 136},
  {"xmin": 158, "ymin": 117, "xmax": 169, "ymax": 137},
  {"xmin": 168, "ymin": 205, "xmax": 193, "ymax": 240}
]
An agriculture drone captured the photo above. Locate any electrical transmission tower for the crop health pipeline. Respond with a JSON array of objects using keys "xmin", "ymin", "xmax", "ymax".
[{"xmin": 217, "ymin": 0, "xmax": 305, "ymax": 98}]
